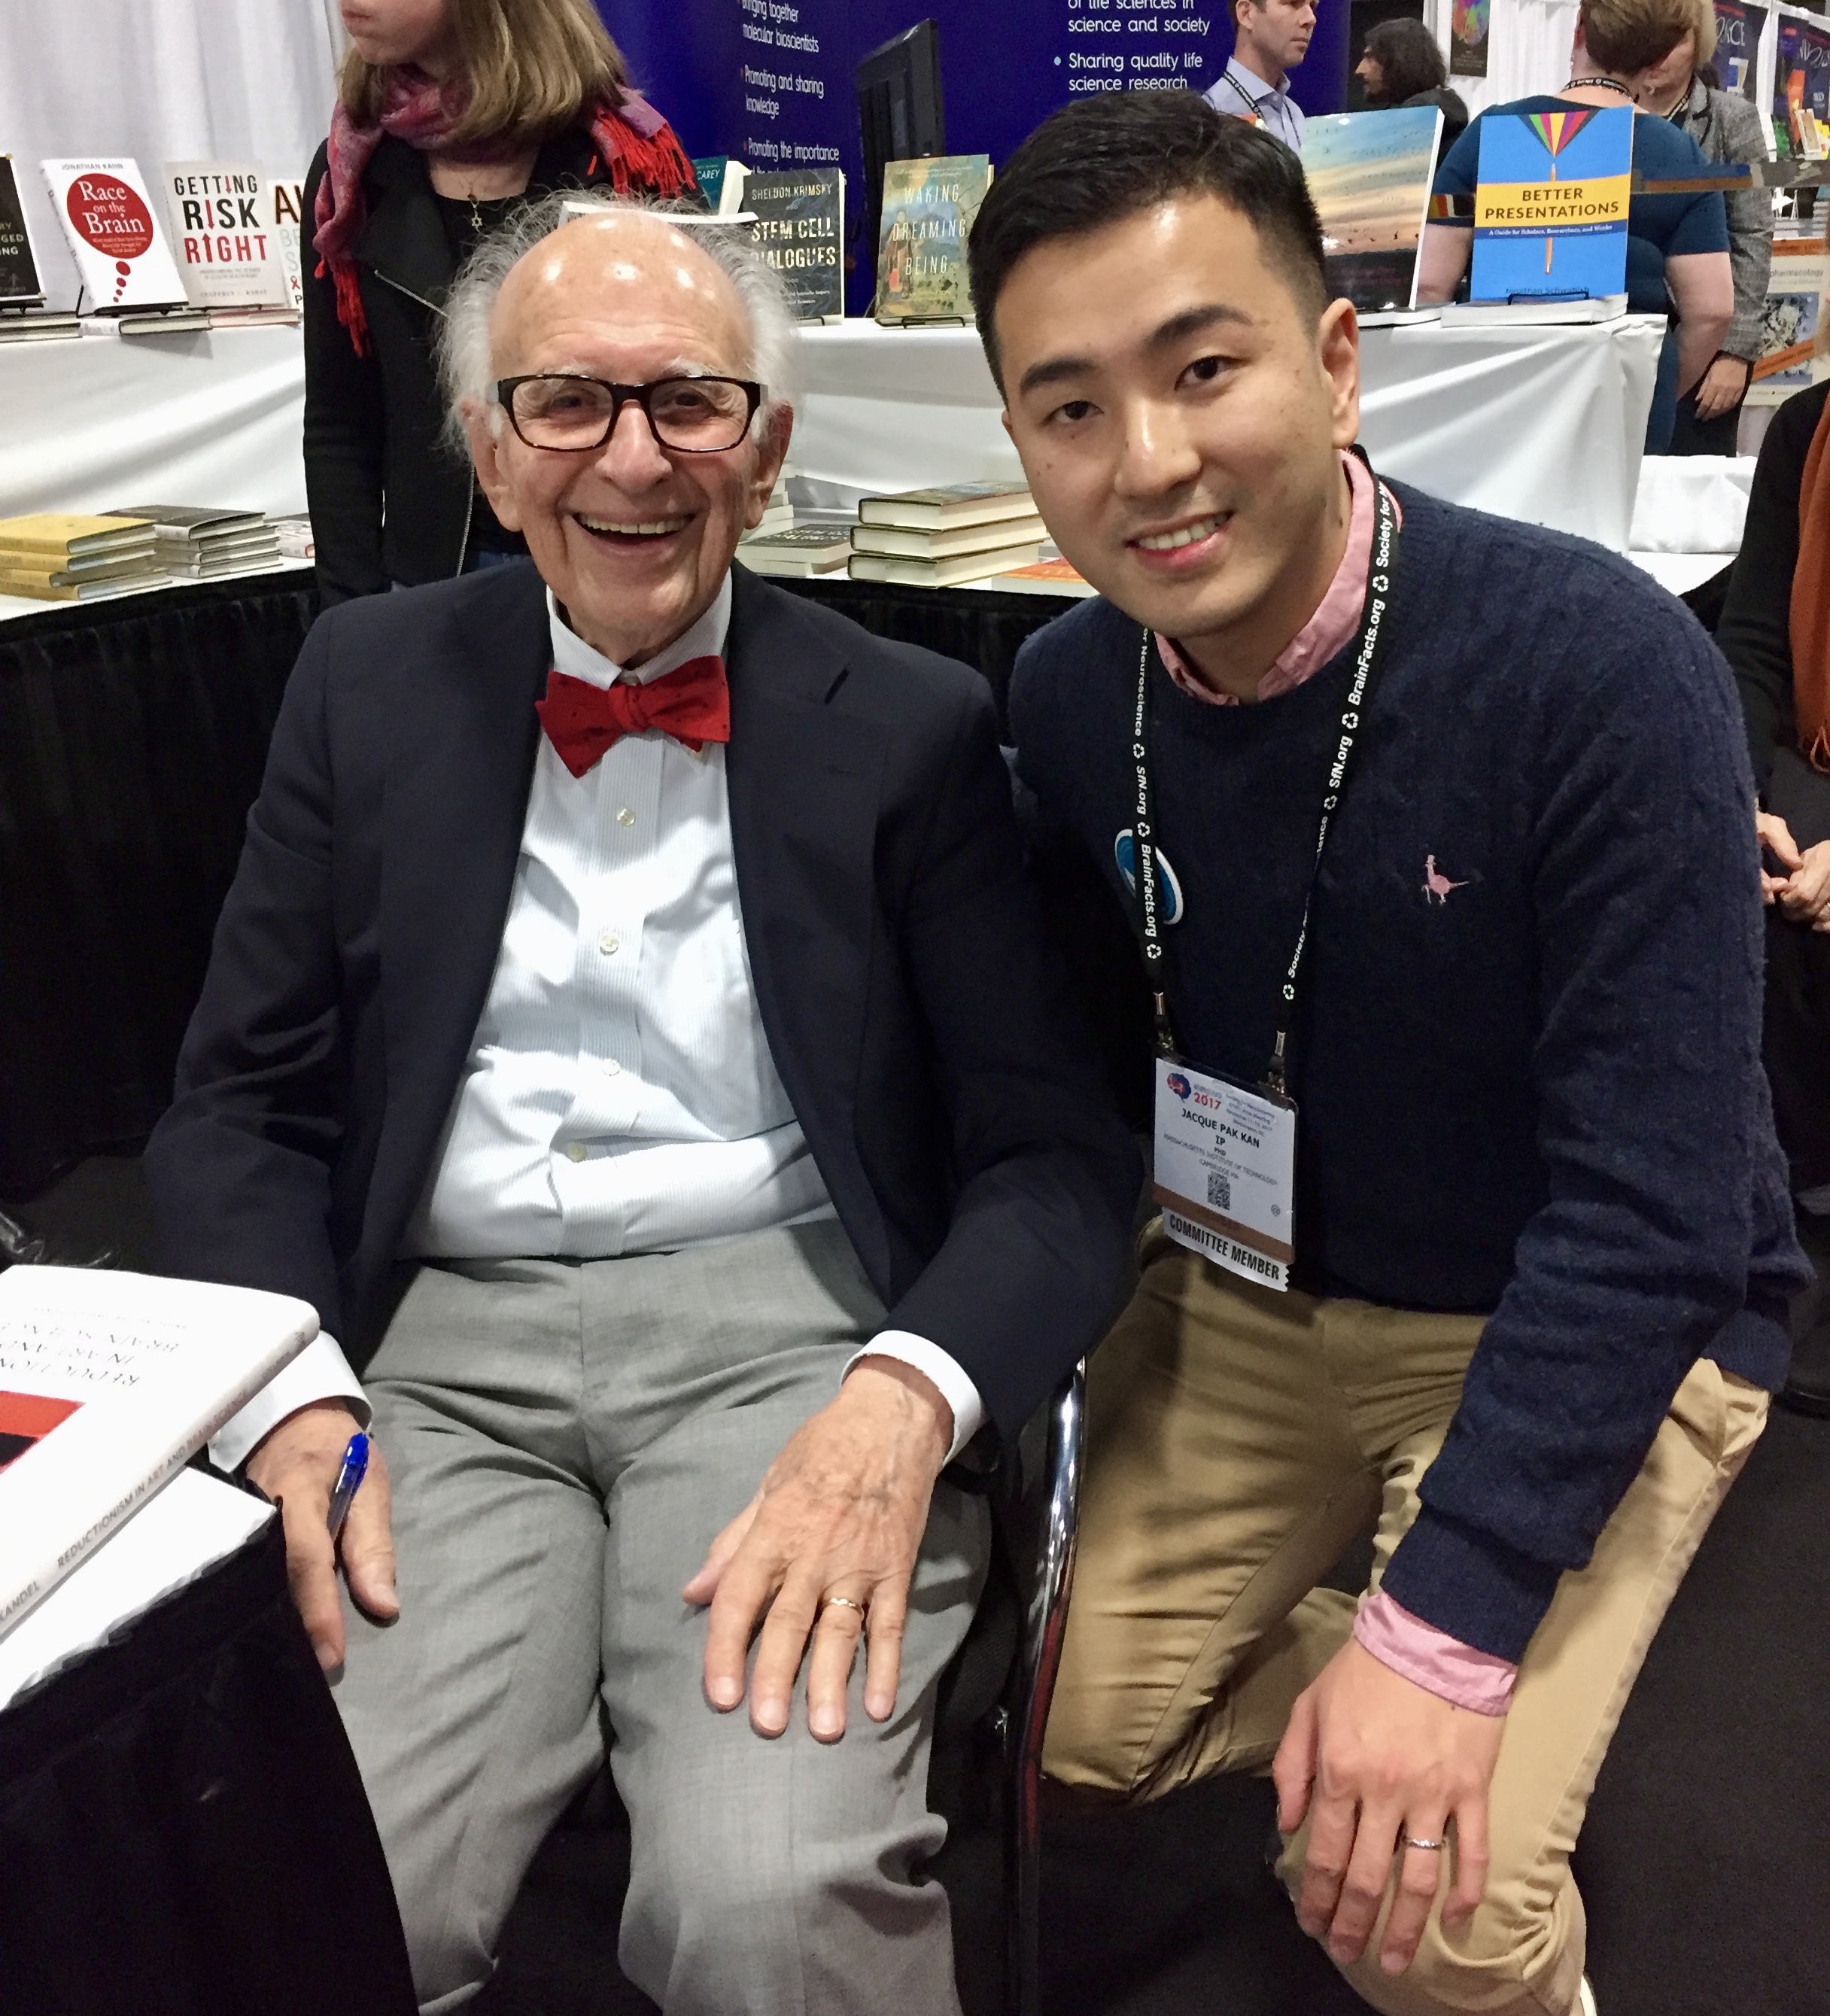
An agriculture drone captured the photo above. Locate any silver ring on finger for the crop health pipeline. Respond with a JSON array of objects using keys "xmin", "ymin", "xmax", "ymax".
[
  {"xmin": 820, "ymin": 1594, "xmax": 867, "ymax": 1619},
  {"xmin": 1400, "ymin": 1835, "xmax": 1445, "ymax": 1852}
]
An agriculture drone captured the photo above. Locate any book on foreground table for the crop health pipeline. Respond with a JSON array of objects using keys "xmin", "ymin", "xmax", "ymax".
[
  {"xmin": 857, "ymin": 482, "xmax": 1035, "ymax": 532},
  {"xmin": 851, "ymin": 513, "xmax": 1047, "ymax": 560},
  {"xmin": 0, "ymin": 1266, "xmax": 317, "ymax": 1641},
  {"xmin": 982, "ymin": 556, "xmax": 1097, "ymax": 598},
  {"xmin": 0, "ymin": 570, "xmax": 171, "ymax": 602},
  {"xmin": 0, "ymin": 1466, "xmax": 272, "ymax": 1713},
  {"xmin": 0, "ymin": 512, "xmax": 154, "ymax": 561},
  {"xmin": 850, "ymin": 541, "xmax": 1043, "ymax": 588},
  {"xmin": 738, "ymin": 525, "xmax": 855, "ymax": 577}
]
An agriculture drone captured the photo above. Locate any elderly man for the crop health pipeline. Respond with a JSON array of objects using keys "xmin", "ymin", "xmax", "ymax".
[{"xmin": 144, "ymin": 199, "xmax": 1137, "ymax": 2015}]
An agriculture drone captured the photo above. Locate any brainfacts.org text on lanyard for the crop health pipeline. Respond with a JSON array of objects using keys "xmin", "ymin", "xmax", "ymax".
[{"xmin": 1129, "ymin": 470, "xmax": 1400, "ymax": 1289}]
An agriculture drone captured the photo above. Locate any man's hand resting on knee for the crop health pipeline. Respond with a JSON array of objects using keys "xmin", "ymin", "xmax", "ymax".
[
  {"xmin": 245, "ymin": 1400, "xmax": 398, "ymax": 1671},
  {"xmin": 685, "ymin": 1358, "xmax": 952, "ymax": 1744},
  {"xmin": 1272, "ymin": 1640, "xmax": 1506, "ymax": 1976}
]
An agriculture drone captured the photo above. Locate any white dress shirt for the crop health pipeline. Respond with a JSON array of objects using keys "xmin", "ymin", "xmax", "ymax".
[
  {"xmin": 1205, "ymin": 57, "xmax": 1307, "ymax": 151},
  {"xmin": 211, "ymin": 575, "xmax": 983, "ymax": 1471}
]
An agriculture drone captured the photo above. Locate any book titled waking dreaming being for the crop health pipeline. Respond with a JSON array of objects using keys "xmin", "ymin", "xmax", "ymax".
[{"xmin": 875, "ymin": 156, "xmax": 993, "ymax": 324}]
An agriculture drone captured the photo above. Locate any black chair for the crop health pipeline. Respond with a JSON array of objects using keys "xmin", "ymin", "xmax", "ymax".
[{"xmin": 1004, "ymin": 1361, "xmax": 1088, "ymax": 2016}]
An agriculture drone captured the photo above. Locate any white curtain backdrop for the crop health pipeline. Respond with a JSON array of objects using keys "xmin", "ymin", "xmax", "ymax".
[
  {"xmin": 0, "ymin": 0, "xmax": 344, "ymax": 309},
  {"xmin": 1419, "ymin": 0, "xmax": 1582, "ymax": 117}
]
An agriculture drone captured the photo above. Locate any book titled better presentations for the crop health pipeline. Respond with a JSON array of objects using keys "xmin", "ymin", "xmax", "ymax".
[{"xmin": 0, "ymin": 1266, "xmax": 317, "ymax": 1640}]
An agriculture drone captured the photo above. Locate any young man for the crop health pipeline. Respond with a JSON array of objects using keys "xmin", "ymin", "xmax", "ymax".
[
  {"xmin": 1204, "ymin": 0, "xmax": 1314, "ymax": 151},
  {"xmin": 972, "ymin": 93, "xmax": 1803, "ymax": 2016}
]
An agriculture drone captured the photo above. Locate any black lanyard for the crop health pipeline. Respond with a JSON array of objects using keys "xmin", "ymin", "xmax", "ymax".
[{"xmin": 1126, "ymin": 469, "xmax": 1401, "ymax": 1096}]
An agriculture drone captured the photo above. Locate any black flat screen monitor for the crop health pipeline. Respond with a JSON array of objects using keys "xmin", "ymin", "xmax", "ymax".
[{"xmin": 854, "ymin": 20, "xmax": 946, "ymax": 300}]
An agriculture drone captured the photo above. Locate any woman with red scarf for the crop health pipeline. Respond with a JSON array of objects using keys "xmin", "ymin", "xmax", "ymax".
[{"xmin": 306, "ymin": 0, "xmax": 695, "ymax": 602}]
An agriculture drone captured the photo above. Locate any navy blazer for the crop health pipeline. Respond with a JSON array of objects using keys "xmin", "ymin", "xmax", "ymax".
[{"xmin": 144, "ymin": 561, "xmax": 1140, "ymax": 1443}]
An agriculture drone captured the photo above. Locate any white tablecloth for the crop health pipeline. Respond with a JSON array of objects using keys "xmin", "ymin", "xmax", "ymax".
[
  {"xmin": 0, "ymin": 310, "xmax": 1684, "ymax": 565},
  {"xmin": 0, "ymin": 321, "xmax": 309, "ymax": 522},
  {"xmin": 792, "ymin": 315, "xmax": 1667, "ymax": 554}
]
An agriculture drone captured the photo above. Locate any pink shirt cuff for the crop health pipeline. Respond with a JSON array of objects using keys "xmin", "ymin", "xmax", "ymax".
[{"xmin": 1353, "ymin": 1591, "xmax": 1518, "ymax": 1716}]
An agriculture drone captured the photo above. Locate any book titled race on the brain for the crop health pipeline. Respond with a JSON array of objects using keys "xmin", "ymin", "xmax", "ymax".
[{"xmin": 41, "ymin": 158, "xmax": 187, "ymax": 311}]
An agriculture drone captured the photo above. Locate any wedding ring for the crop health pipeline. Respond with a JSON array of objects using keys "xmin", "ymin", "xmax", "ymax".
[
  {"xmin": 1401, "ymin": 1835, "xmax": 1446, "ymax": 1852},
  {"xmin": 821, "ymin": 1595, "xmax": 866, "ymax": 1618}
]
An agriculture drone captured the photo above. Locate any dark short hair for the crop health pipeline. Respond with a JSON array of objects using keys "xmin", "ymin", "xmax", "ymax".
[
  {"xmin": 1362, "ymin": 17, "xmax": 1448, "ymax": 102},
  {"xmin": 967, "ymin": 93, "xmax": 1330, "ymax": 394}
]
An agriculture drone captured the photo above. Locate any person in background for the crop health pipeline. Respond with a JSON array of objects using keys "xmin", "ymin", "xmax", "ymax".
[
  {"xmin": 1356, "ymin": 18, "xmax": 1469, "ymax": 154},
  {"xmin": 306, "ymin": 0, "xmax": 695, "ymax": 604},
  {"xmin": 1637, "ymin": 0, "xmax": 1773, "ymax": 453},
  {"xmin": 1418, "ymin": 0, "xmax": 1732, "ymax": 455},
  {"xmin": 1715, "ymin": 373, "xmax": 1830, "ymax": 1415},
  {"xmin": 1205, "ymin": 0, "xmax": 1315, "ymax": 151}
]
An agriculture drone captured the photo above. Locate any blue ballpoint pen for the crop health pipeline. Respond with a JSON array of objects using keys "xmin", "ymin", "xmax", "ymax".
[{"xmin": 327, "ymin": 1431, "xmax": 369, "ymax": 1539}]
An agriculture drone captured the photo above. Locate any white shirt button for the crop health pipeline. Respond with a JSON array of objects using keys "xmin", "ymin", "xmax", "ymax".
[
  {"xmin": 603, "ymin": 1058, "xmax": 623, "ymax": 1076},
  {"xmin": 616, "ymin": 807, "xmax": 635, "ymax": 827},
  {"xmin": 599, "ymin": 932, "xmax": 619, "ymax": 955},
  {"xmin": 564, "ymin": 1142, "xmax": 588, "ymax": 1163}
]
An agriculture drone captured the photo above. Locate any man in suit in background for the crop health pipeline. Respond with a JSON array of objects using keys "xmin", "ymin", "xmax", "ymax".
[
  {"xmin": 145, "ymin": 198, "xmax": 1138, "ymax": 2016},
  {"xmin": 1205, "ymin": 0, "xmax": 1314, "ymax": 151}
]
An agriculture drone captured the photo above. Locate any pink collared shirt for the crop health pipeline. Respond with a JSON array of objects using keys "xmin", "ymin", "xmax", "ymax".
[
  {"xmin": 1154, "ymin": 452, "xmax": 1389, "ymax": 707},
  {"xmin": 1156, "ymin": 453, "xmax": 1519, "ymax": 1716}
]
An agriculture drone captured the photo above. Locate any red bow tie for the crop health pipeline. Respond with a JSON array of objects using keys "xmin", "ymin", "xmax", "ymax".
[{"xmin": 536, "ymin": 655, "xmax": 730, "ymax": 777}]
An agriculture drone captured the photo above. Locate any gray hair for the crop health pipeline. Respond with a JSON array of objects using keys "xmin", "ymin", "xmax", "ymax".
[{"xmin": 436, "ymin": 193, "xmax": 801, "ymax": 454}]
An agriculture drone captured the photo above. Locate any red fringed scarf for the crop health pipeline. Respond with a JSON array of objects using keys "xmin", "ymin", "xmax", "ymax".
[{"xmin": 312, "ymin": 65, "xmax": 696, "ymax": 355}]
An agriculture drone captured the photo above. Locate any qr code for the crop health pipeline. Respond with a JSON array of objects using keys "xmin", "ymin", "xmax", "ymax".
[{"xmin": 1206, "ymin": 1169, "xmax": 1231, "ymax": 1212}]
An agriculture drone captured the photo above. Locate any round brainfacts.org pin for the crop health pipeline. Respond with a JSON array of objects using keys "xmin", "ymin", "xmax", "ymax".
[{"xmin": 1114, "ymin": 830, "xmax": 1185, "ymax": 925}]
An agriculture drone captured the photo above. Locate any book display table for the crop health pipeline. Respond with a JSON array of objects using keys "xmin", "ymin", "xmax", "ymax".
[
  {"xmin": 0, "ymin": 1496, "xmax": 414, "ymax": 2016},
  {"xmin": 791, "ymin": 315, "xmax": 1667, "ymax": 555}
]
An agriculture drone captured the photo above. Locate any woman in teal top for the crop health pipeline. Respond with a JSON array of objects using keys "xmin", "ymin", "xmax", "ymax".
[{"xmin": 1419, "ymin": 0, "xmax": 1731, "ymax": 452}]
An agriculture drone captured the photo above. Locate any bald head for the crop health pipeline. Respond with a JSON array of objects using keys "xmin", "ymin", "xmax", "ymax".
[{"xmin": 488, "ymin": 210, "xmax": 756, "ymax": 405}]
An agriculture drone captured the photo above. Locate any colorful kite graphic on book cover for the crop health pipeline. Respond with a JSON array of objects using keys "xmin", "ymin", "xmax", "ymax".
[
  {"xmin": 1469, "ymin": 103, "xmax": 1631, "ymax": 303},
  {"xmin": 1522, "ymin": 108, "xmax": 1597, "ymax": 271}
]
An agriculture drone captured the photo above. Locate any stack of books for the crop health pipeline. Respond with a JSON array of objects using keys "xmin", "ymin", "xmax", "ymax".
[
  {"xmin": 849, "ymin": 483, "xmax": 1044, "ymax": 586},
  {"xmin": 104, "ymin": 504, "xmax": 280, "ymax": 578},
  {"xmin": 0, "ymin": 512, "xmax": 166, "ymax": 602},
  {"xmin": 737, "ymin": 525, "xmax": 855, "ymax": 579}
]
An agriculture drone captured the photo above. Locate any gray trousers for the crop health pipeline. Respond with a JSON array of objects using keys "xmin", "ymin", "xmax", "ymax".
[{"xmin": 332, "ymin": 1221, "xmax": 990, "ymax": 2016}]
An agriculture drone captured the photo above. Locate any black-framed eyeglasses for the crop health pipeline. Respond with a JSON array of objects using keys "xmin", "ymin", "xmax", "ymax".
[{"xmin": 495, "ymin": 372, "xmax": 764, "ymax": 454}]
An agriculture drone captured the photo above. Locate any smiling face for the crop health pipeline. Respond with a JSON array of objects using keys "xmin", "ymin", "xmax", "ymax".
[
  {"xmin": 339, "ymin": 0, "xmax": 455, "ymax": 71},
  {"xmin": 463, "ymin": 212, "xmax": 789, "ymax": 667},
  {"xmin": 995, "ymin": 195, "xmax": 1357, "ymax": 689}
]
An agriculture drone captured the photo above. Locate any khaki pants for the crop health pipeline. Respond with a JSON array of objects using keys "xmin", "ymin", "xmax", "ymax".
[{"xmin": 1043, "ymin": 1228, "xmax": 1768, "ymax": 2016}]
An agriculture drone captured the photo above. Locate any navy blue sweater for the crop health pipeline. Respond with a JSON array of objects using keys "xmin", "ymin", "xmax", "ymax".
[{"xmin": 1010, "ymin": 483, "xmax": 1806, "ymax": 1662}]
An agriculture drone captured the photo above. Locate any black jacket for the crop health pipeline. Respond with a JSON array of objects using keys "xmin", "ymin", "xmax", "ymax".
[
  {"xmin": 302, "ymin": 129, "xmax": 613, "ymax": 604},
  {"xmin": 1716, "ymin": 376, "xmax": 1828, "ymax": 796},
  {"xmin": 144, "ymin": 562, "xmax": 1141, "ymax": 1443}
]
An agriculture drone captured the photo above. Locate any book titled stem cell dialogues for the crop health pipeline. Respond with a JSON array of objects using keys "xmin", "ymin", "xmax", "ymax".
[
  {"xmin": 1469, "ymin": 105, "xmax": 1631, "ymax": 305},
  {"xmin": 745, "ymin": 169, "xmax": 844, "ymax": 321}
]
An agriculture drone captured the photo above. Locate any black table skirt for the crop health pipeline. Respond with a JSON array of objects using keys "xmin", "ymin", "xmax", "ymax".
[
  {"xmin": 2, "ymin": 573, "xmax": 321, "ymax": 1194},
  {"xmin": 0, "ymin": 1507, "xmax": 416, "ymax": 2016},
  {"xmin": 0, "ymin": 568, "xmax": 1076, "ymax": 1196}
]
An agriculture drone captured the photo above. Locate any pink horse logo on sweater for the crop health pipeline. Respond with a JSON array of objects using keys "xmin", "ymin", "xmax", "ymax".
[{"xmin": 1422, "ymin": 855, "xmax": 1470, "ymax": 905}]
